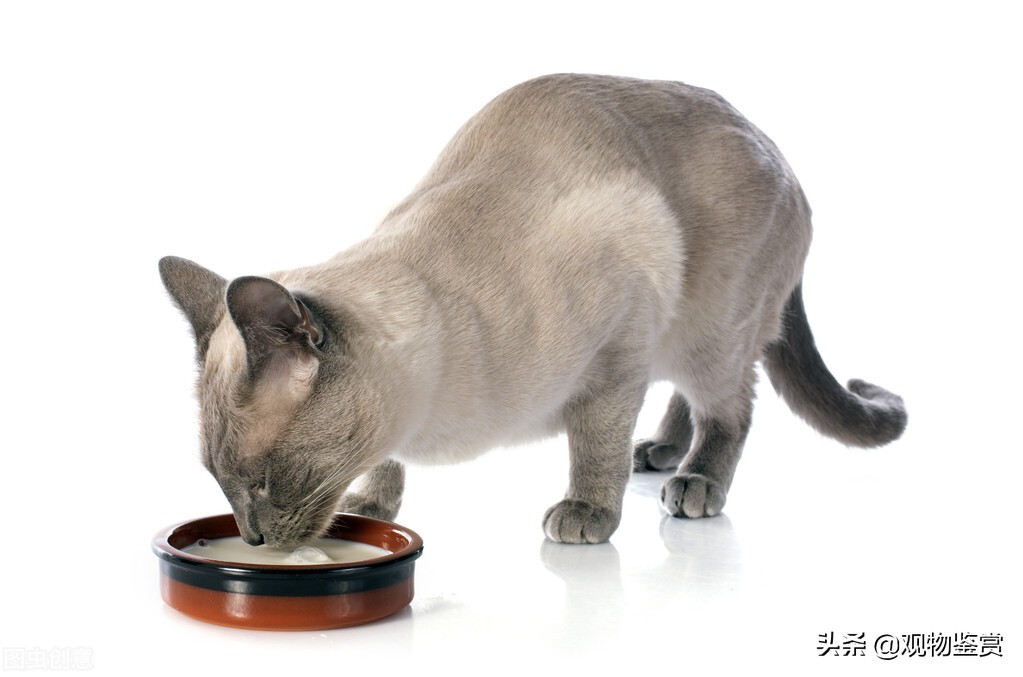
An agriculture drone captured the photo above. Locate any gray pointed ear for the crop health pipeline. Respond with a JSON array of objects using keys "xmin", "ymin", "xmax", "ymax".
[
  {"xmin": 159, "ymin": 256, "xmax": 227, "ymax": 359},
  {"xmin": 226, "ymin": 276, "xmax": 323, "ymax": 376}
]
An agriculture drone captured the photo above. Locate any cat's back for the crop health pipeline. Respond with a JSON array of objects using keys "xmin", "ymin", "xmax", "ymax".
[
  {"xmin": 426, "ymin": 73, "xmax": 746, "ymax": 182},
  {"xmin": 386, "ymin": 73, "xmax": 797, "ymax": 232},
  {"xmin": 369, "ymin": 75, "xmax": 806, "ymax": 334}
]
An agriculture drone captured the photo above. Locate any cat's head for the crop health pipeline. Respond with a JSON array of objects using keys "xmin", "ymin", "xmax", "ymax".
[{"xmin": 159, "ymin": 256, "xmax": 379, "ymax": 547}]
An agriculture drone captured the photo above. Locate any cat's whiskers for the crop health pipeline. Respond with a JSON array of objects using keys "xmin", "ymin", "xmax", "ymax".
[
  {"xmin": 300, "ymin": 453, "xmax": 361, "ymax": 506},
  {"xmin": 294, "ymin": 448, "xmax": 371, "ymax": 524},
  {"xmin": 290, "ymin": 484, "xmax": 347, "ymax": 537}
]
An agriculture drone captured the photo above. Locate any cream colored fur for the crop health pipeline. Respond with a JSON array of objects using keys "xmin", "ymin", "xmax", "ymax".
[{"xmin": 160, "ymin": 74, "xmax": 905, "ymax": 546}]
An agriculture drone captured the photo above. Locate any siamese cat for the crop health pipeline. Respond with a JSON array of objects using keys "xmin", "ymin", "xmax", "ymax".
[{"xmin": 160, "ymin": 74, "xmax": 906, "ymax": 546}]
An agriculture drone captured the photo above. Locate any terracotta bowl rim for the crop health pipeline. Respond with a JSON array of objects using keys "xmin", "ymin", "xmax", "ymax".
[{"xmin": 152, "ymin": 512, "xmax": 424, "ymax": 574}]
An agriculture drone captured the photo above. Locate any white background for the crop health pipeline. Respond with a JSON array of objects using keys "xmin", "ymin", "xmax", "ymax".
[{"xmin": 1, "ymin": 1, "xmax": 1020, "ymax": 675}]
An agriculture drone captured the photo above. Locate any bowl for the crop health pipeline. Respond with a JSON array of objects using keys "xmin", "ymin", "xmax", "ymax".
[{"xmin": 152, "ymin": 513, "xmax": 424, "ymax": 631}]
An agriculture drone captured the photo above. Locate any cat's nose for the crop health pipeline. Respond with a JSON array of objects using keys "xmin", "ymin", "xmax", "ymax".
[
  {"xmin": 231, "ymin": 502, "xmax": 265, "ymax": 545},
  {"xmin": 241, "ymin": 532, "xmax": 265, "ymax": 546}
]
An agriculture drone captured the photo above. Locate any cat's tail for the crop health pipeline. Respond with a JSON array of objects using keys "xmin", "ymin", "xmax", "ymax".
[{"xmin": 762, "ymin": 283, "xmax": 907, "ymax": 447}]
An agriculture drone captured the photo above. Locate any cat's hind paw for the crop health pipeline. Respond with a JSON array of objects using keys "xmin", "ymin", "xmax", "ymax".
[
  {"xmin": 633, "ymin": 439, "xmax": 684, "ymax": 471},
  {"xmin": 660, "ymin": 473, "xmax": 726, "ymax": 518},
  {"xmin": 542, "ymin": 499, "xmax": 620, "ymax": 544}
]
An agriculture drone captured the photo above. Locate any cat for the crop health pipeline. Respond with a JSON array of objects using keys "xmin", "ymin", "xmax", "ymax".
[{"xmin": 159, "ymin": 74, "xmax": 906, "ymax": 546}]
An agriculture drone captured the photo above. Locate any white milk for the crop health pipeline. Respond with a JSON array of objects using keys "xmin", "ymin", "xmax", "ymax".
[{"xmin": 183, "ymin": 536, "xmax": 390, "ymax": 565}]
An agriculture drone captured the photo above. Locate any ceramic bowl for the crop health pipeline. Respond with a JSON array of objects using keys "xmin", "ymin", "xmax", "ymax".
[{"xmin": 152, "ymin": 513, "xmax": 424, "ymax": 631}]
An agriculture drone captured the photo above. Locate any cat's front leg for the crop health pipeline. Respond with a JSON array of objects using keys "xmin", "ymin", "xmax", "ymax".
[
  {"xmin": 544, "ymin": 380, "xmax": 646, "ymax": 544},
  {"xmin": 337, "ymin": 458, "xmax": 405, "ymax": 521}
]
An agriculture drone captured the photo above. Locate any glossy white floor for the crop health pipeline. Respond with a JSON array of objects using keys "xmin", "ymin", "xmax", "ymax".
[
  {"xmin": 6, "ymin": 374, "xmax": 1019, "ymax": 676},
  {"xmin": 2, "ymin": 2, "xmax": 1019, "ymax": 675}
]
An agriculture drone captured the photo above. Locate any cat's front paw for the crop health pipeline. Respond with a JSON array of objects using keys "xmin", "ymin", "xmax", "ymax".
[
  {"xmin": 336, "ymin": 492, "xmax": 400, "ymax": 521},
  {"xmin": 633, "ymin": 439, "xmax": 684, "ymax": 471},
  {"xmin": 660, "ymin": 473, "xmax": 726, "ymax": 518},
  {"xmin": 543, "ymin": 499, "xmax": 620, "ymax": 544}
]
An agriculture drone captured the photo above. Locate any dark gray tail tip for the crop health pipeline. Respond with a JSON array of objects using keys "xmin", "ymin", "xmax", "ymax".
[
  {"xmin": 847, "ymin": 378, "xmax": 908, "ymax": 445},
  {"xmin": 847, "ymin": 378, "xmax": 901, "ymax": 403}
]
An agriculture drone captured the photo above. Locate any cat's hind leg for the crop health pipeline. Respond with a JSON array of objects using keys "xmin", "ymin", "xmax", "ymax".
[
  {"xmin": 660, "ymin": 367, "xmax": 755, "ymax": 518},
  {"xmin": 337, "ymin": 459, "xmax": 405, "ymax": 521},
  {"xmin": 633, "ymin": 391, "xmax": 694, "ymax": 471}
]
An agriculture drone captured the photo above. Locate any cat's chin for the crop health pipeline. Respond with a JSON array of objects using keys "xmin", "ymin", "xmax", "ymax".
[{"xmin": 260, "ymin": 513, "xmax": 335, "ymax": 548}]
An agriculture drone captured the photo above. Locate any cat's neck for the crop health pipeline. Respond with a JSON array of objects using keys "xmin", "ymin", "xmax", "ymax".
[{"xmin": 275, "ymin": 248, "xmax": 444, "ymax": 454}]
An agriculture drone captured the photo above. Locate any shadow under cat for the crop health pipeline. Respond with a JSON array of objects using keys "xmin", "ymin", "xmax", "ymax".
[{"xmin": 540, "ymin": 503, "xmax": 743, "ymax": 651}]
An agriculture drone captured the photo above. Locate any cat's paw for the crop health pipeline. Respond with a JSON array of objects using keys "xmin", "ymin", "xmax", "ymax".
[
  {"xmin": 633, "ymin": 439, "xmax": 684, "ymax": 472},
  {"xmin": 543, "ymin": 499, "xmax": 620, "ymax": 544},
  {"xmin": 336, "ymin": 492, "xmax": 400, "ymax": 521},
  {"xmin": 660, "ymin": 473, "xmax": 726, "ymax": 518}
]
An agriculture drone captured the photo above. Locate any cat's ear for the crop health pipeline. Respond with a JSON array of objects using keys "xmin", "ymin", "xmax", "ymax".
[
  {"xmin": 225, "ymin": 276, "xmax": 323, "ymax": 375},
  {"xmin": 159, "ymin": 256, "xmax": 228, "ymax": 359}
]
